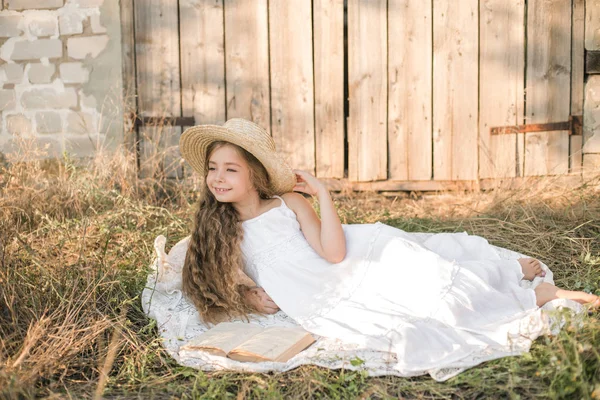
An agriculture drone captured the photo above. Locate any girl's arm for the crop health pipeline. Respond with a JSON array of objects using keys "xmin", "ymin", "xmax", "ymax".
[{"xmin": 282, "ymin": 170, "xmax": 346, "ymax": 263}]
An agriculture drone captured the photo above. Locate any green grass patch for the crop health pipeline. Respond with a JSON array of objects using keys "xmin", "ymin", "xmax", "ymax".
[{"xmin": 1, "ymin": 155, "xmax": 600, "ymax": 399}]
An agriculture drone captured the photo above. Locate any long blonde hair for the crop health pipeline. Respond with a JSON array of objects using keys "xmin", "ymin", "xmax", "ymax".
[{"xmin": 182, "ymin": 141, "xmax": 274, "ymax": 324}]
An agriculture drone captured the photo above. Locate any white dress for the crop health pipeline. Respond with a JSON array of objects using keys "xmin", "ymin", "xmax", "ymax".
[
  {"xmin": 142, "ymin": 196, "xmax": 581, "ymax": 381},
  {"xmin": 240, "ymin": 195, "xmax": 546, "ymax": 375}
]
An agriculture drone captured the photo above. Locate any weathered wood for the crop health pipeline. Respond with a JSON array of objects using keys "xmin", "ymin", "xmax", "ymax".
[
  {"xmin": 524, "ymin": 0, "xmax": 571, "ymax": 176},
  {"xmin": 224, "ymin": 0, "xmax": 270, "ymax": 133},
  {"xmin": 179, "ymin": 0, "xmax": 225, "ymax": 178},
  {"xmin": 478, "ymin": 0, "xmax": 524, "ymax": 179},
  {"xmin": 585, "ymin": 0, "xmax": 600, "ymax": 50},
  {"xmin": 347, "ymin": 0, "xmax": 387, "ymax": 181},
  {"xmin": 134, "ymin": 0, "xmax": 182, "ymax": 178},
  {"xmin": 388, "ymin": 0, "xmax": 432, "ymax": 181},
  {"xmin": 269, "ymin": 0, "xmax": 315, "ymax": 172},
  {"xmin": 322, "ymin": 178, "xmax": 476, "ymax": 192},
  {"xmin": 120, "ymin": 0, "xmax": 137, "ymax": 155},
  {"xmin": 314, "ymin": 0, "xmax": 345, "ymax": 178},
  {"xmin": 432, "ymin": 0, "xmax": 478, "ymax": 180},
  {"xmin": 180, "ymin": 0, "xmax": 225, "ymax": 126},
  {"xmin": 582, "ymin": 154, "xmax": 600, "ymax": 178},
  {"xmin": 570, "ymin": 0, "xmax": 584, "ymax": 173}
]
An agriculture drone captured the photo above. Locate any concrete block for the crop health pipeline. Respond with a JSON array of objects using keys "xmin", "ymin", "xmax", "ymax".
[
  {"xmin": 27, "ymin": 63, "xmax": 55, "ymax": 83},
  {"xmin": 89, "ymin": 14, "xmax": 107, "ymax": 34},
  {"xmin": 80, "ymin": 92, "xmax": 97, "ymax": 108},
  {"xmin": 583, "ymin": 75, "xmax": 600, "ymax": 153},
  {"xmin": 67, "ymin": 35, "xmax": 108, "ymax": 59},
  {"xmin": 35, "ymin": 111, "xmax": 62, "ymax": 133},
  {"xmin": 65, "ymin": 135, "xmax": 100, "ymax": 157},
  {"xmin": 6, "ymin": 113, "xmax": 33, "ymax": 135},
  {"xmin": 0, "ymin": 89, "xmax": 16, "ymax": 110},
  {"xmin": 0, "ymin": 16, "xmax": 23, "ymax": 37},
  {"xmin": 1, "ymin": 136, "xmax": 63, "ymax": 158},
  {"xmin": 11, "ymin": 39, "xmax": 62, "ymax": 60},
  {"xmin": 7, "ymin": 0, "xmax": 63, "ymax": 10},
  {"xmin": 59, "ymin": 13, "xmax": 84, "ymax": 35},
  {"xmin": 67, "ymin": 0, "xmax": 103, "ymax": 7},
  {"xmin": 2, "ymin": 63, "xmax": 24, "ymax": 83},
  {"xmin": 66, "ymin": 110, "xmax": 95, "ymax": 134},
  {"xmin": 21, "ymin": 87, "xmax": 77, "ymax": 109},
  {"xmin": 59, "ymin": 62, "xmax": 89, "ymax": 83},
  {"xmin": 28, "ymin": 16, "xmax": 58, "ymax": 37}
]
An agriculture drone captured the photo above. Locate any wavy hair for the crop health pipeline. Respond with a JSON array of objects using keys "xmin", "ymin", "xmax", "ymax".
[{"xmin": 182, "ymin": 141, "xmax": 274, "ymax": 324}]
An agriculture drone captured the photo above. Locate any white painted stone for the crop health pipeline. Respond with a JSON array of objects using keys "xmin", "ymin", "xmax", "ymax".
[
  {"xmin": 586, "ymin": 0, "xmax": 600, "ymax": 50},
  {"xmin": 67, "ymin": 0, "xmax": 103, "ymax": 8},
  {"xmin": 89, "ymin": 14, "xmax": 107, "ymax": 34},
  {"xmin": 27, "ymin": 63, "xmax": 55, "ymax": 83},
  {"xmin": 1, "ymin": 136, "xmax": 63, "ymax": 158},
  {"xmin": 59, "ymin": 62, "xmax": 89, "ymax": 83},
  {"xmin": 11, "ymin": 39, "xmax": 62, "ymax": 60},
  {"xmin": 59, "ymin": 12, "xmax": 84, "ymax": 35},
  {"xmin": 2, "ymin": 63, "xmax": 24, "ymax": 83},
  {"xmin": 583, "ymin": 75, "xmax": 600, "ymax": 153},
  {"xmin": 7, "ymin": 0, "xmax": 63, "ymax": 10},
  {"xmin": 35, "ymin": 111, "xmax": 62, "ymax": 133},
  {"xmin": 66, "ymin": 110, "xmax": 95, "ymax": 134},
  {"xmin": 80, "ymin": 92, "xmax": 97, "ymax": 108},
  {"xmin": 6, "ymin": 113, "xmax": 33, "ymax": 135},
  {"xmin": 65, "ymin": 135, "xmax": 101, "ymax": 157},
  {"xmin": 21, "ymin": 87, "xmax": 77, "ymax": 109},
  {"xmin": 67, "ymin": 35, "xmax": 108, "ymax": 59},
  {"xmin": 0, "ymin": 89, "xmax": 16, "ymax": 110},
  {"xmin": 583, "ymin": 154, "xmax": 600, "ymax": 176},
  {"xmin": 28, "ymin": 15, "xmax": 59, "ymax": 37},
  {"xmin": 0, "ymin": 16, "xmax": 23, "ymax": 37}
]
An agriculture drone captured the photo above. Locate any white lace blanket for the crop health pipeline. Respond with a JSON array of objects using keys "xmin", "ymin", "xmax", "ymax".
[{"xmin": 141, "ymin": 234, "xmax": 582, "ymax": 382}]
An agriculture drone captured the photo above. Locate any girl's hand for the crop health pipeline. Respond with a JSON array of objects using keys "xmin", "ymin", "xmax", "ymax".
[
  {"xmin": 293, "ymin": 169, "xmax": 326, "ymax": 196},
  {"xmin": 245, "ymin": 287, "xmax": 280, "ymax": 314}
]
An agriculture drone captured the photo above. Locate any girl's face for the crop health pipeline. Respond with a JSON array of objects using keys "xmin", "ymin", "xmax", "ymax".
[{"xmin": 206, "ymin": 144, "xmax": 256, "ymax": 203}]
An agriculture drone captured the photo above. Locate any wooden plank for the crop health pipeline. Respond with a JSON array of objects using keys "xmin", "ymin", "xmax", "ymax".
[
  {"xmin": 570, "ymin": 0, "xmax": 585, "ymax": 173},
  {"xmin": 524, "ymin": 0, "xmax": 571, "ymax": 176},
  {"xmin": 585, "ymin": 0, "xmax": 600, "ymax": 51},
  {"xmin": 388, "ymin": 0, "xmax": 432, "ymax": 181},
  {"xmin": 432, "ymin": 0, "xmax": 478, "ymax": 180},
  {"xmin": 347, "ymin": 0, "xmax": 387, "ymax": 181},
  {"xmin": 134, "ymin": 1, "xmax": 182, "ymax": 179},
  {"xmin": 478, "ymin": 0, "xmax": 525, "ymax": 179},
  {"xmin": 269, "ymin": 0, "xmax": 315, "ymax": 172},
  {"xmin": 179, "ymin": 0, "xmax": 225, "ymax": 178},
  {"xmin": 224, "ymin": 0, "xmax": 270, "ymax": 133},
  {"xmin": 314, "ymin": 0, "xmax": 345, "ymax": 178},
  {"xmin": 120, "ymin": 0, "xmax": 137, "ymax": 155}
]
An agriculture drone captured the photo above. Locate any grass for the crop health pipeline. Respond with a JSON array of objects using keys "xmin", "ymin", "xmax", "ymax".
[{"xmin": 1, "ymin": 145, "xmax": 600, "ymax": 399}]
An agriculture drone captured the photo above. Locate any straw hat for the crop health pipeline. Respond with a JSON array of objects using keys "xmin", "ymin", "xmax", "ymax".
[{"xmin": 179, "ymin": 118, "xmax": 296, "ymax": 194}]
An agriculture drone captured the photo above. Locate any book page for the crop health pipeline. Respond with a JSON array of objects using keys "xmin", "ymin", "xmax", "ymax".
[
  {"xmin": 228, "ymin": 326, "xmax": 315, "ymax": 363},
  {"xmin": 180, "ymin": 322, "xmax": 264, "ymax": 355}
]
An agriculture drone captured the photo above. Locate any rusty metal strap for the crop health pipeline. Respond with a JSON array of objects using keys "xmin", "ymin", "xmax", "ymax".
[
  {"xmin": 132, "ymin": 116, "xmax": 195, "ymax": 129},
  {"xmin": 491, "ymin": 115, "xmax": 582, "ymax": 136}
]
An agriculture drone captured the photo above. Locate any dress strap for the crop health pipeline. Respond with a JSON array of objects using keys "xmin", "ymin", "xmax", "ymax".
[{"xmin": 272, "ymin": 194, "xmax": 289, "ymax": 210}]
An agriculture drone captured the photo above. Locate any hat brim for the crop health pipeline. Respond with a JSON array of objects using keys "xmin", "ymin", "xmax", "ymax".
[{"xmin": 180, "ymin": 125, "xmax": 296, "ymax": 195}]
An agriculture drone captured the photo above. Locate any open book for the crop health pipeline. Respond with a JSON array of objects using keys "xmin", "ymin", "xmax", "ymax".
[{"xmin": 180, "ymin": 322, "xmax": 316, "ymax": 363}]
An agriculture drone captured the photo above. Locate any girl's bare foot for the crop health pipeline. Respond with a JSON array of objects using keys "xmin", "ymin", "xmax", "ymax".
[
  {"xmin": 519, "ymin": 258, "xmax": 545, "ymax": 280},
  {"xmin": 534, "ymin": 282, "xmax": 600, "ymax": 307}
]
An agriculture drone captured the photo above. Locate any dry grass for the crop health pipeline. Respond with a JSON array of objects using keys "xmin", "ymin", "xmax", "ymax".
[{"xmin": 1, "ymin": 142, "xmax": 600, "ymax": 399}]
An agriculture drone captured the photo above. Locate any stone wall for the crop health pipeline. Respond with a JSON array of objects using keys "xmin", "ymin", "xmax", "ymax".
[
  {"xmin": 0, "ymin": 0, "xmax": 122, "ymax": 159},
  {"xmin": 583, "ymin": 0, "xmax": 600, "ymax": 172}
]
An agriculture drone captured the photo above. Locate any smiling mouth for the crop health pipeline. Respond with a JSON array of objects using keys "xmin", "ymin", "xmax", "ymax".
[{"xmin": 213, "ymin": 188, "xmax": 231, "ymax": 194}]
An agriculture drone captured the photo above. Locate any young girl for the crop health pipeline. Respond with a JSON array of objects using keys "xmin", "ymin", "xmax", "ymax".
[{"xmin": 179, "ymin": 118, "xmax": 598, "ymax": 374}]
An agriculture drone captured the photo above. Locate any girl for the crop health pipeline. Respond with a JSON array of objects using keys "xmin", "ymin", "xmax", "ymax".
[{"xmin": 179, "ymin": 118, "xmax": 598, "ymax": 375}]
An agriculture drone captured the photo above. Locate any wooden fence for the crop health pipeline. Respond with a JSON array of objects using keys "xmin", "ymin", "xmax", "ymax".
[{"xmin": 120, "ymin": 0, "xmax": 587, "ymax": 190}]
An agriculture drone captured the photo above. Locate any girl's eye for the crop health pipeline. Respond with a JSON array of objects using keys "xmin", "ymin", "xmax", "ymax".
[
  {"xmin": 208, "ymin": 167, "xmax": 216, "ymax": 171},
  {"xmin": 227, "ymin": 169, "xmax": 237, "ymax": 172}
]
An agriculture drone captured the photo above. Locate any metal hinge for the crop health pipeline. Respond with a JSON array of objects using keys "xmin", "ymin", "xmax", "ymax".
[
  {"xmin": 490, "ymin": 115, "xmax": 582, "ymax": 136},
  {"xmin": 131, "ymin": 115, "xmax": 195, "ymax": 129}
]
